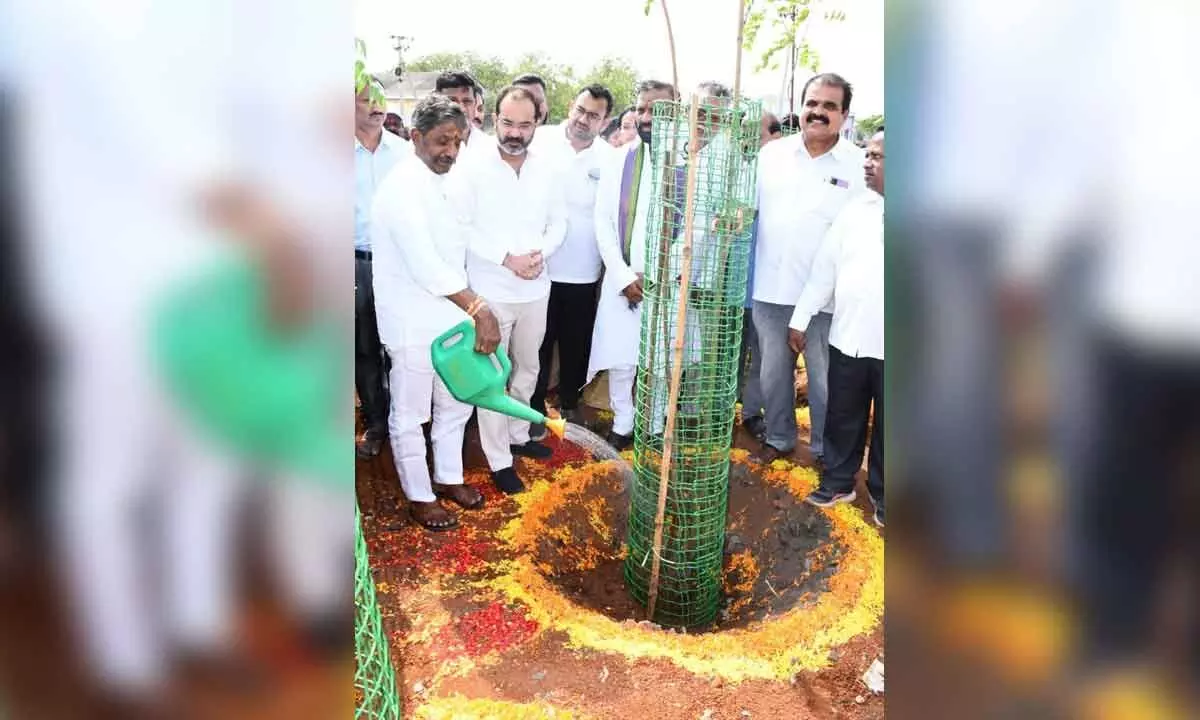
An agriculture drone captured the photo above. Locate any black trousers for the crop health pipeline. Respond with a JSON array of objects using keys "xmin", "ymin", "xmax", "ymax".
[
  {"xmin": 821, "ymin": 345, "xmax": 884, "ymax": 505},
  {"xmin": 1076, "ymin": 336, "xmax": 1200, "ymax": 674},
  {"xmin": 532, "ymin": 280, "xmax": 600, "ymax": 414},
  {"xmin": 354, "ymin": 255, "xmax": 389, "ymax": 434}
]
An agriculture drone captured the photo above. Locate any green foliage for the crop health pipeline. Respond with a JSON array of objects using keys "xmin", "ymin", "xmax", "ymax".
[
  {"xmin": 405, "ymin": 51, "xmax": 640, "ymax": 124},
  {"xmin": 856, "ymin": 113, "xmax": 884, "ymax": 138},
  {"xmin": 355, "ymin": 38, "xmax": 386, "ymax": 109},
  {"xmin": 578, "ymin": 56, "xmax": 640, "ymax": 117},
  {"xmin": 644, "ymin": 0, "xmax": 847, "ymax": 74},
  {"xmin": 406, "ymin": 51, "xmax": 511, "ymax": 103}
]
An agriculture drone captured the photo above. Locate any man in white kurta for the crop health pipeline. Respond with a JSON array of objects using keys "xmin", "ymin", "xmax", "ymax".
[
  {"xmin": 373, "ymin": 96, "xmax": 499, "ymax": 530},
  {"xmin": 788, "ymin": 131, "xmax": 885, "ymax": 526},
  {"xmin": 587, "ymin": 80, "xmax": 679, "ymax": 448},
  {"xmin": 451, "ymin": 86, "xmax": 567, "ymax": 494}
]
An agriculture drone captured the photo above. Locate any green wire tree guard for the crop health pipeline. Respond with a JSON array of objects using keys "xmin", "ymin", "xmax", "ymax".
[{"xmin": 624, "ymin": 96, "xmax": 762, "ymax": 628}]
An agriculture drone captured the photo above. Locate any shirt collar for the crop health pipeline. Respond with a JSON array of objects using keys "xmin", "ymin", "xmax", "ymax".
[
  {"xmin": 794, "ymin": 132, "xmax": 855, "ymax": 161},
  {"xmin": 355, "ymin": 128, "xmax": 404, "ymax": 152}
]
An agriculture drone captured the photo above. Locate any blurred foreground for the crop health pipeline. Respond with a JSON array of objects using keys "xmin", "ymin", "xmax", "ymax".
[
  {"xmin": 0, "ymin": 1, "xmax": 352, "ymax": 717},
  {"xmin": 888, "ymin": 1, "xmax": 1200, "ymax": 718}
]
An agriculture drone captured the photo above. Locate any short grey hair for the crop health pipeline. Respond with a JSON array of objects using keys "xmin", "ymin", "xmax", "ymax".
[
  {"xmin": 695, "ymin": 81, "xmax": 731, "ymax": 99},
  {"xmin": 410, "ymin": 95, "xmax": 468, "ymax": 135}
]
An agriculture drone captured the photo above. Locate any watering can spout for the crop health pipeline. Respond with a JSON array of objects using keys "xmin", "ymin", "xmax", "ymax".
[{"xmin": 430, "ymin": 320, "xmax": 563, "ymax": 438}]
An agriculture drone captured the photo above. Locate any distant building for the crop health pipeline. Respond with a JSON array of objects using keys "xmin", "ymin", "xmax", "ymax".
[{"xmin": 372, "ymin": 70, "xmax": 439, "ymax": 121}]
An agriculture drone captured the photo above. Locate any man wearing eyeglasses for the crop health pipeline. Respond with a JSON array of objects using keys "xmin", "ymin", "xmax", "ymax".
[
  {"xmin": 528, "ymin": 85, "xmax": 618, "ymax": 435},
  {"xmin": 449, "ymin": 85, "xmax": 567, "ymax": 495}
]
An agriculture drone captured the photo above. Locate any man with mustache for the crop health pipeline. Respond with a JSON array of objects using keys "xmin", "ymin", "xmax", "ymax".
[
  {"xmin": 586, "ymin": 79, "xmax": 682, "ymax": 450},
  {"xmin": 449, "ymin": 86, "xmax": 566, "ymax": 494},
  {"xmin": 528, "ymin": 84, "xmax": 618, "ymax": 435},
  {"xmin": 788, "ymin": 130, "xmax": 885, "ymax": 525},
  {"xmin": 371, "ymin": 95, "xmax": 500, "ymax": 531},
  {"xmin": 355, "ymin": 77, "xmax": 411, "ymax": 457},
  {"xmin": 750, "ymin": 72, "xmax": 864, "ymax": 464},
  {"xmin": 435, "ymin": 70, "xmax": 487, "ymax": 159}
]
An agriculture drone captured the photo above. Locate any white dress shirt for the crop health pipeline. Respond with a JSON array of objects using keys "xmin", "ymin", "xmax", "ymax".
[
  {"xmin": 355, "ymin": 129, "xmax": 410, "ymax": 251},
  {"xmin": 789, "ymin": 191, "xmax": 884, "ymax": 360},
  {"xmin": 538, "ymin": 123, "xmax": 619, "ymax": 284},
  {"xmin": 753, "ymin": 133, "xmax": 865, "ymax": 306},
  {"xmin": 450, "ymin": 143, "xmax": 567, "ymax": 304},
  {"xmin": 370, "ymin": 153, "xmax": 470, "ymax": 350}
]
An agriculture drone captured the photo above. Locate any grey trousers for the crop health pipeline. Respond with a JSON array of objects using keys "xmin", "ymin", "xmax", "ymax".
[{"xmin": 752, "ymin": 301, "xmax": 831, "ymax": 455}]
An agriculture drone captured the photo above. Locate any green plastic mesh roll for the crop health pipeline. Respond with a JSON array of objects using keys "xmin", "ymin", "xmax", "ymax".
[
  {"xmin": 355, "ymin": 505, "xmax": 403, "ymax": 719},
  {"xmin": 624, "ymin": 97, "xmax": 762, "ymax": 628}
]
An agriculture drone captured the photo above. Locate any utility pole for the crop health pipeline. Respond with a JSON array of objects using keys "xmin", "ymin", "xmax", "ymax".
[
  {"xmin": 389, "ymin": 35, "xmax": 411, "ymax": 79},
  {"xmin": 787, "ymin": 7, "xmax": 798, "ymax": 114}
]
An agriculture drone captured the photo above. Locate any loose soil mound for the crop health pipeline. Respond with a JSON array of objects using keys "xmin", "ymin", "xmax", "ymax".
[{"xmin": 534, "ymin": 457, "xmax": 844, "ymax": 631}]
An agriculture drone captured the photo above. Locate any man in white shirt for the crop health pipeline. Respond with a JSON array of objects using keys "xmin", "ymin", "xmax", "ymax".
[
  {"xmin": 752, "ymin": 73, "xmax": 865, "ymax": 463},
  {"xmin": 436, "ymin": 70, "xmax": 488, "ymax": 160},
  {"xmin": 788, "ymin": 130, "xmax": 884, "ymax": 526},
  {"xmin": 372, "ymin": 95, "xmax": 502, "ymax": 531},
  {"xmin": 513, "ymin": 73, "xmax": 550, "ymax": 126},
  {"xmin": 355, "ymin": 78, "xmax": 410, "ymax": 457},
  {"xmin": 587, "ymin": 79, "xmax": 680, "ymax": 449},
  {"xmin": 451, "ymin": 86, "xmax": 567, "ymax": 494},
  {"xmin": 529, "ymin": 84, "xmax": 617, "ymax": 431}
]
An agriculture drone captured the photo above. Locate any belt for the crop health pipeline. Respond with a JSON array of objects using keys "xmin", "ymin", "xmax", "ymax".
[{"xmin": 355, "ymin": 249, "xmax": 372, "ymax": 260}]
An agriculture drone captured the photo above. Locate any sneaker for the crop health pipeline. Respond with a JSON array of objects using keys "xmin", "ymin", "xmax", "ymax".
[
  {"xmin": 803, "ymin": 486, "xmax": 857, "ymax": 508},
  {"xmin": 606, "ymin": 431, "xmax": 633, "ymax": 451},
  {"xmin": 529, "ymin": 423, "xmax": 548, "ymax": 441},
  {"xmin": 873, "ymin": 506, "xmax": 885, "ymax": 528},
  {"xmin": 510, "ymin": 441, "xmax": 553, "ymax": 459},
  {"xmin": 491, "ymin": 467, "xmax": 526, "ymax": 495}
]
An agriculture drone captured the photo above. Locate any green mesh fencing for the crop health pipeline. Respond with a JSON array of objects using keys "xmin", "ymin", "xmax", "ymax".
[
  {"xmin": 624, "ymin": 96, "xmax": 762, "ymax": 628},
  {"xmin": 355, "ymin": 505, "xmax": 402, "ymax": 719}
]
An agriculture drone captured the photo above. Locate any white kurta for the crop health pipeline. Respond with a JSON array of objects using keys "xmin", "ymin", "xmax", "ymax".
[{"xmin": 587, "ymin": 142, "xmax": 654, "ymax": 381}]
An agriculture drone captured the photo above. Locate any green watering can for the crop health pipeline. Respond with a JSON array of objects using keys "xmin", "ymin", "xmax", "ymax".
[
  {"xmin": 151, "ymin": 256, "xmax": 349, "ymax": 490},
  {"xmin": 431, "ymin": 319, "xmax": 565, "ymax": 439}
]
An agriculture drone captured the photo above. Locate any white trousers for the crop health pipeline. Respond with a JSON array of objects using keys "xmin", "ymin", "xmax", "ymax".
[
  {"xmin": 386, "ymin": 344, "xmax": 473, "ymax": 503},
  {"xmin": 479, "ymin": 296, "xmax": 549, "ymax": 471},
  {"xmin": 608, "ymin": 366, "xmax": 637, "ymax": 436},
  {"xmin": 267, "ymin": 478, "xmax": 351, "ymax": 622},
  {"xmin": 54, "ymin": 326, "xmax": 245, "ymax": 694}
]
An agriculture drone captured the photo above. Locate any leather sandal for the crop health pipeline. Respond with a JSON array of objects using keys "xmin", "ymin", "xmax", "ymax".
[
  {"xmin": 409, "ymin": 501, "xmax": 458, "ymax": 531},
  {"xmin": 432, "ymin": 483, "xmax": 485, "ymax": 510}
]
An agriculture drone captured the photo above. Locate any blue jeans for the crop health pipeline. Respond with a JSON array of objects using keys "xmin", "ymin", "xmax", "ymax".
[
  {"xmin": 737, "ymin": 307, "xmax": 765, "ymax": 420},
  {"xmin": 752, "ymin": 302, "xmax": 831, "ymax": 455}
]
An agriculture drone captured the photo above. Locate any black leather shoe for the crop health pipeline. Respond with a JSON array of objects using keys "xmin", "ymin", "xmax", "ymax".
[
  {"xmin": 355, "ymin": 428, "xmax": 386, "ymax": 458},
  {"xmin": 606, "ymin": 431, "xmax": 633, "ymax": 451},
  {"xmin": 510, "ymin": 441, "xmax": 553, "ymax": 459},
  {"xmin": 491, "ymin": 467, "xmax": 526, "ymax": 494}
]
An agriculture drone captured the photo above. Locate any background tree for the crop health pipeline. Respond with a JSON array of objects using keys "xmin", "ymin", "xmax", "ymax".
[
  {"xmin": 511, "ymin": 52, "xmax": 580, "ymax": 123},
  {"xmin": 404, "ymin": 51, "xmax": 642, "ymax": 124},
  {"xmin": 856, "ymin": 113, "xmax": 883, "ymax": 138},
  {"xmin": 579, "ymin": 56, "xmax": 640, "ymax": 116},
  {"xmin": 405, "ymin": 51, "xmax": 511, "ymax": 107}
]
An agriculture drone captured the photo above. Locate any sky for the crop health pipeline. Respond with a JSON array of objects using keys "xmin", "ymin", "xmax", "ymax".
[{"xmin": 354, "ymin": 0, "xmax": 883, "ymax": 117}]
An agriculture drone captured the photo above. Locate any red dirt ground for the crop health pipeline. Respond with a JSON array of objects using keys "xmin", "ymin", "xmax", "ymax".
[{"xmin": 356, "ymin": 400, "xmax": 884, "ymax": 720}]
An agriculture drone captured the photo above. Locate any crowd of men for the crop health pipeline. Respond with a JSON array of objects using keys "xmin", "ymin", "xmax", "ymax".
[{"xmin": 354, "ymin": 69, "xmax": 885, "ymax": 532}]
